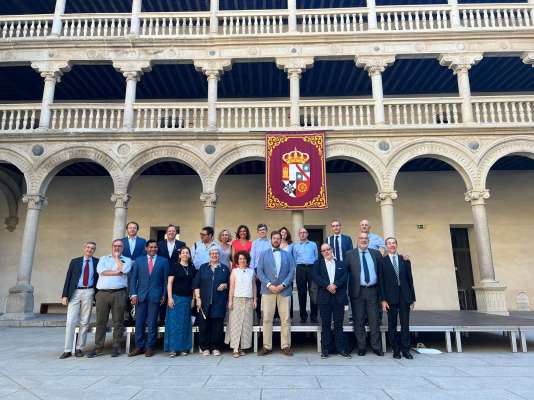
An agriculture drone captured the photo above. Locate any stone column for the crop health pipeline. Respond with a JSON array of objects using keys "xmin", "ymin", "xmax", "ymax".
[
  {"xmin": 200, "ymin": 192, "xmax": 217, "ymax": 228},
  {"xmin": 448, "ymin": 0, "xmax": 461, "ymax": 28},
  {"xmin": 376, "ymin": 191, "xmax": 397, "ymax": 239},
  {"xmin": 130, "ymin": 0, "xmax": 142, "ymax": 35},
  {"xmin": 210, "ymin": 0, "xmax": 219, "ymax": 34},
  {"xmin": 439, "ymin": 53, "xmax": 483, "ymax": 124},
  {"xmin": 111, "ymin": 193, "xmax": 130, "ymax": 240},
  {"xmin": 276, "ymin": 57, "xmax": 314, "ymax": 127},
  {"xmin": 31, "ymin": 61, "xmax": 71, "ymax": 129},
  {"xmin": 465, "ymin": 189, "xmax": 508, "ymax": 315},
  {"xmin": 194, "ymin": 59, "xmax": 232, "ymax": 130},
  {"xmin": 51, "ymin": 0, "xmax": 67, "ymax": 36},
  {"xmin": 3, "ymin": 195, "xmax": 47, "ymax": 319},
  {"xmin": 355, "ymin": 55, "xmax": 395, "ymax": 125},
  {"xmin": 291, "ymin": 210, "xmax": 304, "ymax": 237},
  {"xmin": 288, "ymin": 0, "xmax": 297, "ymax": 33},
  {"xmin": 367, "ymin": 0, "xmax": 378, "ymax": 30},
  {"xmin": 113, "ymin": 60, "xmax": 152, "ymax": 129}
]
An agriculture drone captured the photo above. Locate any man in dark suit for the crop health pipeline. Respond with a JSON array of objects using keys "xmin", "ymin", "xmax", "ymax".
[
  {"xmin": 346, "ymin": 232, "xmax": 384, "ymax": 356},
  {"xmin": 312, "ymin": 243, "xmax": 351, "ymax": 359},
  {"xmin": 379, "ymin": 237, "xmax": 416, "ymax": 359},
  {"xmin": 121, "ymin": 221, "xmax": 147, "ymax": 260},
  {"xmin": 128, "ymin": 240, "xmax": 169, "ymax": 357},
  {"xmin": 325, "ymin": 219, "xmax": 353, "ymax": 263},
  {"xmin": 156, "ymin": 224, "xmax": 186, "ymax": 265},
  {"xmin": 60, "ymin": 241, "xmax": 99, "ymax": 359}
]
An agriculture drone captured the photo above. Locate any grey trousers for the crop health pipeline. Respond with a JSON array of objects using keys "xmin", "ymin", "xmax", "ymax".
[
  {"xmin": 94, "ymin": 289, "xmax": 126, "ymax": 350},
  {"xmin": 64, "ymin": 288, "xmax": 94, "ymax": 352},
  {"xmin": 350, "ymin": 286, "xmax": 381, "ymax": 351}
]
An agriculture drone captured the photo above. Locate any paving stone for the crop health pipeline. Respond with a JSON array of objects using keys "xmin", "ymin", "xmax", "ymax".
[
  {"xmin": 261, "ymin": 389, "xmax": 391, "ymax": 400},
  {"xmin": 206, "ymin": 375, "xmax": 319, "ymax": 389},
  {"xmin": 385, "ymin": 389, "xmax": 525, "ymax": 400}
]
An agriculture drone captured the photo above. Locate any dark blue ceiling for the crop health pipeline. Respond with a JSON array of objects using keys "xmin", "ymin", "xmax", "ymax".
[
  {"xmin": 0, "ymin": 0, "xmax": 526, "ymax": 14},
  {"xmin": 1, "ymin": 57, "xmax": 532, "ymax": 101}
]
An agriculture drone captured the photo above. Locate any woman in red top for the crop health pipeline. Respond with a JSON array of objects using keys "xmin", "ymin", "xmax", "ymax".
[{"xmin": 231, "ymin": 225, "xmax": 252, "ymax": 268}]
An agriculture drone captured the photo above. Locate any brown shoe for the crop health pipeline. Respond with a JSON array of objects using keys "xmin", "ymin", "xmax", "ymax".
[
  {"xmin": 145, "ymin": 349, "xmax": 154, "ymax": 357},
  {"xmin": 258, "ymin": 347, "xmax": 272, "ymax": 356},
  {"xmin": 128, "ymin": 348, "xmax": 144, "ymax": 357},
  {"xmin": 281, "ymin": 347, "xmax": 293, "ymax": 357}
]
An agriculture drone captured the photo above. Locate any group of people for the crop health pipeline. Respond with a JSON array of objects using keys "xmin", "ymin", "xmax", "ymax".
[{"xmin": 59, "ymin": 219, "xmax": 416, "ymax": 360}]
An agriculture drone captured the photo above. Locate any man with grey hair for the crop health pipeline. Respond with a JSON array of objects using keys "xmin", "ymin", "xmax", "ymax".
[{"xmin": 360, "ymin": 219, "xmax": 385, "ymax": 253}]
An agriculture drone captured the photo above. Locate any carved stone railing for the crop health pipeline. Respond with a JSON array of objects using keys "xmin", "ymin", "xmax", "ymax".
[
  {"xmin": 61, "ymin": 13, "xmax": 131, "ymax": 38},
  {"xmin": 384, "ymin": 97, "xmax": 462, "ymax": 126},
  {"xmin": 0, "ymin": 15, "xmax": 52, "ymax": 39}
]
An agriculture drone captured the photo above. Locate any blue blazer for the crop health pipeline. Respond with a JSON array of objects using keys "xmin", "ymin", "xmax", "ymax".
[
  {"xmin": 256, "ymin": 249, "xmax": 296, "ymax": 297},
  {"xmin": 193, "ymin": 263, "xmax": 230, "ymax": 319},
  {"xmin": 326, "ymin": 234, "xmax": 354, "ymax": 259},
  {"xmin": 122, "ymin": 236, "xmax": 147, "ymax": 260},
  {"xmin": 130, "ymin": 255, "xmax": 169, "ymax": 303}
]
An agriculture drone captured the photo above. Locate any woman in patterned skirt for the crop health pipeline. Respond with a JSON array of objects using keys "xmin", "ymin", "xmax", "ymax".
[{"xmin": 225, "ymin": 250, "xmax": 257, "ymax": 357}]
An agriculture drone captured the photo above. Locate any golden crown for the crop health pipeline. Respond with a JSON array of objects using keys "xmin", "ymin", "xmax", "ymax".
[{"xmin": 282, "ymin": 148, "xmax": 310, "ymax": 164}]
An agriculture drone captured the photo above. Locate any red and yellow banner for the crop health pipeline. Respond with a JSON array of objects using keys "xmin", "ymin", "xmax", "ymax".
[{"xmin": 265, "ymin": 131, "xmax": 328, "ymax": 210}]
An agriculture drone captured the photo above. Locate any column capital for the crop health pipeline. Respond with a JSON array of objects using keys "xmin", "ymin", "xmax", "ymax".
[
  {"xmin": 30, "ymin": 61, "xmax": 71, "ymax": 81},
  {"xmin": 112, "ymin": 60, "xmax": 152, "ymax": 80},
  {"xmin": 111, "ymin": 192, "xmax": 131, "ymax": 208},
  {"xmin": 465, "ymin": 189, "xmax": 490, "ymax": 205},
  {"xmin": 276, "ymin": 57, "xmax": 314, "ymax": 75},
  {"xmin": 438, "ymin": 52, "xmax": 483, "ymax": 74},
  {"xmin": 355, "ymin": 55, "xmax": 395, "ymax": 75},
  {"xmin": 376, "ymin": 191, "xmax": 398, "ymax": 203},
  {"xmin": 22, "ymin": 194, "xmax": 47, "ymax": 210},
  {"xmin": 200, "ymin": 192, "xmax": 218, "ymax": 207},
  {"xmin": 522, "ymin": 52, "xmax": 534, "ymax": 67},
  {"xmin": 5, "ymin": 216, "xmax": 19, "ymax": 232},
  {"xmin": 194, "ymin": 59, "xmax": 232, "ymax": 78}
]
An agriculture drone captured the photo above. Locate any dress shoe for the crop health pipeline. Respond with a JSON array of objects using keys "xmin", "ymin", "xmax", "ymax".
[
  {"xmin": 59, "ymin": 352, "xmax": 71, "ymax": 359},
  {"xmin": 402, "ymin": 351, "xmax": 413, "ymax": 359},
  {"xmin": 258, "ymin": 347, "xmax": 272, "ymax": 356},
  {"xmin": 212, "ymin": 350, "xmax": 221, "ymax": 356},
  {"xmin": 321, "ymin": 351, "xmax": 329, "ymax": 359},
  {"xmin": 110, "ymin": 347, "xmax": 121, "ymax": 357},
  {"xmin": 145, "ymin": 349, "xmax": 154, "ymax": 357},
  {"xmin": 201, "ymin": 349, "xmax": 210, "ymax": 356},
  {"xmin": 373, "ymin": 349, "xmax": 384, "ymax": 356},
  {"xmin": 300, "ymin": 317, "xmax": 308, "ymax": 323},
  {"xmin": 128, "ymin": 348, "xmax": 144, "ymax": 357},
  {"xmin": 86, "ymin": 349, "xmax": 104, "ymax": 358},
  {"xmin": 357, "ymin": 349, "xmax": 366, "ymax": 356},
  {"xmin": 339, "ymin": 351, "xmax": 352, "ymax": 359},
  {"xmin": 74, "ymin": 349, "xmax": 84, "ymax": 357},
  {"xmin": 393, "ymin": 351, "xmax": 401, "ymax": 359},
  {"xmin": 281, "ymin": 347, "xmax": 293, "ymax": 357},
  {"xmin": 310, "ymin": 316, "xmax": 318, "ymax": 324}
]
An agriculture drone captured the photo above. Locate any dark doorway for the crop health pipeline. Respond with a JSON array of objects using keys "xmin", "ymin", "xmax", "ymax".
[
  {"xmin": 306, "ymin": 227, "xmax": 324, "ymax": 252},
  {"xmin": 450, "ymin": 227, "xmax": 477, "ymax": 310}
]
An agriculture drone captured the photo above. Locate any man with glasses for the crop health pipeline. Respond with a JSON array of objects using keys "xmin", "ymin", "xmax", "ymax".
[
  {"xmin": 250, "ymin": 223, "xmax": 271, "ymax": 321},
  {"xmin": 359, "ymin": 219, "xmax": 385, "ymax": 253},
  {"xmin": 345, "ymin": 232, "xmax": 384, "ymax": 356},
  {"xmin": 191, "ymin": 226, "xmax": 219, "ymax": 270},
  {"xmin": 312, "ymin": 243, "xmax": 350, "ymax": 359},
  {"xmin": 87, "ymin": 239, "xmax": 132, "ymax": 358}
]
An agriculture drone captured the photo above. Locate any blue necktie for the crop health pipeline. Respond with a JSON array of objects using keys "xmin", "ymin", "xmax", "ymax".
[
  {"xmin": 334, "ymin": 236, "xmax": 341, "ymax": 261},
  {"xmin": 362, "ymin": 251, "xmax": 370, "ymax": 284}
]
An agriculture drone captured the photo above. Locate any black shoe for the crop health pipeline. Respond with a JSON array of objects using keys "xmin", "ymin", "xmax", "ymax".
[
  {"xmin": 393, "ymin": 351, "xmax": 401, "ymax": 359},
  {"xmin": 59, "ymin": 352, "xmax": 71, "ymax": 359},
  {"xmin": 110, "ymin": 347, "xmax": 121, "ymax": 357},
  {"xmin": 373, "ymin": 349, "xmax": 384, "ymax": 356},
  {"xmin": 74, "ymin": 349, "xmax": 84, "ymax": 357},
  {"xmin": 357, "ymin": 349, "xmax": 366, "ymax": 356},
  {"xmin": 402, "ymin": 351, "xmax": 413, "ymax": 359},
  {"xmin": 339, "ymin": 351, "xmax": 352, "ymax": 359},
  {"xmin": 300, "ymin": 317, "xmax": 308, "ymax": 323},
  {"xmin": 86, "ymin": 349, "xmax": 104, "ymax": 358},
  {"xmin": 321, "ymin": 351, "xmax": 329, "ymax": 359},
  {"xmin": 310, "ymin": 316, "xmax": 318, "ymax": 324}
]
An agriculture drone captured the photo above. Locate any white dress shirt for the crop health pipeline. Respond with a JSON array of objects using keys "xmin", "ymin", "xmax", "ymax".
[
  {"xmin": 128, "ymin": 236, "xmax": 137, "ymax": 253},
  {"xmin": 325, "ymin": 258, "xmax": 336, "ymax": 284},
  {"xmin": 272, "ymin": 248, "xmax": 282, "ymax": 277},
  {"xmin": 332, "ymin": 235, "xmax": 343, "ymax": 261},
  {"xmin": 96, "ymin": 255, "xmax": 132, "ymax": 290},
  {"xmin": 166, "ymin": 240, "xmax": 175, "ymax": 258}
]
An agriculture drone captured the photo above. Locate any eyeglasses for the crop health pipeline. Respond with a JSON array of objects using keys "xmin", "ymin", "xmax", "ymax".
[{"xmin": 320, "ymin": 248, "xmax": 331, "ymax": 253}]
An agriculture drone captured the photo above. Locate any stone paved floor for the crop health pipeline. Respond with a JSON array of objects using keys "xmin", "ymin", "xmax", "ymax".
[{"xmin": 1, "ymin": 327, "xmax": 534, "ymax": 400}]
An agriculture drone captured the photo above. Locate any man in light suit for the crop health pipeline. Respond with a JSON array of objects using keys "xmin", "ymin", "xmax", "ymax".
[
  {"xmin": 380, "ymin": 237, "xmax": 416, "ymax": 360},
  {"xmin": 121, "ymin": 221, "xmax": 147, "ymax": 260},
  {"xmin": 325, "ymin": 219, "xmax": 353, "ymax": 263},
  {"xmin": 256, "ymin": 230, "xmax": 296, "ymax": 356},
  {"xmin": 312, "ymin": 243, "xmax": 351, "ymax": 359},
  {"xmin": 128, "ymin": 240, "xmax": 169, "ymax": 357},
  {"xmin": 346, "ymin": 232, "xmax": 384, "ymax": 356}
]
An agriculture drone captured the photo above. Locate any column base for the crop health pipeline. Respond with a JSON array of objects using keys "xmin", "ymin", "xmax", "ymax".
[
  {"xmin": 3, "ymin": 283, "xmax": 35, "ymax": 319},
  {"xmin": 473, "ymin": 280, "xmax": 508, "ymax": 316}
]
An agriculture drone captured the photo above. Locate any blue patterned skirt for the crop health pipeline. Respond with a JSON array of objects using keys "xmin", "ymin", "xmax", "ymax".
[{"xmin": 164, "ymin": 295, "xmax": 192, "ymax": 352}]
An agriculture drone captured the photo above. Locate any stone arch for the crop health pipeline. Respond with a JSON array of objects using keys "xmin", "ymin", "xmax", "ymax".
[
  {"xmin": 0, "ymin": 146, "xmax": 33, "ymax": 191},
  {"xmin": 33, "ymin": 146, "xmax": 124, "ymax": 195},
  {"xmin": 477, "ymin": 136, "xmax": 534, "ymax": 190},
  {"xmin": 384, "ymin": 139, "xmax": 476, "ymax": 191},
  {"xmin": 326, "ymin": 140, "xmax": 386, "ymax": 191},
  {"xmin": 122, "ymin": 145, "xmax": 209, "ymax": 192},
  {"xmin": 208, "ymin": 142, "xmax": 265, "ymax": 193}
]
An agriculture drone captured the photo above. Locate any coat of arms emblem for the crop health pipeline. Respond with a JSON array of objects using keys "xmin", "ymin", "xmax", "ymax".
[{"xmin": 281, "ymin": 148, "xmax": 310, "ymax": 198}]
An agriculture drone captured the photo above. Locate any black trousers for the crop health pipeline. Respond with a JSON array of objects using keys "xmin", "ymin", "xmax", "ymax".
[
  {"xmin": 198, "ymin": 314, "xmax": 224, "ymax": 352},
  {"xmin": 255, "ymin": 278, "xmax": 262, "ymax": 320},
  {"xmin": 351, "ymin": 286, "xmax": 381, "ymax": 351},
  {"xmin": 319, "ymin": 299, "xmax": 346, "ymax": 354},
  {"xmin": 296, "ymin": 264, "xmax": 317, "ymax": 319},
  {"xmin": 387, "ymin": 302, "xmax": 411, "ymax": 353}
]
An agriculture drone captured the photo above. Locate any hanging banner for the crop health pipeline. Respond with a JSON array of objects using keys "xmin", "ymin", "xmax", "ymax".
[{"xmin": 265, "ymin": 131, "xmax": 328, "ymax": 210}]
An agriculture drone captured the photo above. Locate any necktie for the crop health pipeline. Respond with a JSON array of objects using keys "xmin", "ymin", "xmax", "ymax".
[
  {"xmin": 334, "ymin": 236, "xmax": 341, "ymax": 261},
  {"xmin": 272, "ymin": 248, "xmax": 280, "ymax": 252},
  {"xmin": 362, "ymin": 251, "xmax": 370, "ymax": 284},
  {"xmin": 148, "ymin": 256, "xmax": 154, "ymax": 275},
  {"xmin": 83, "ymin": 259, "xmax": 89, "ymax": 287},
  {"xmin": 392, "ymin": 256, "xmax": 400, "ymax": 285}
]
